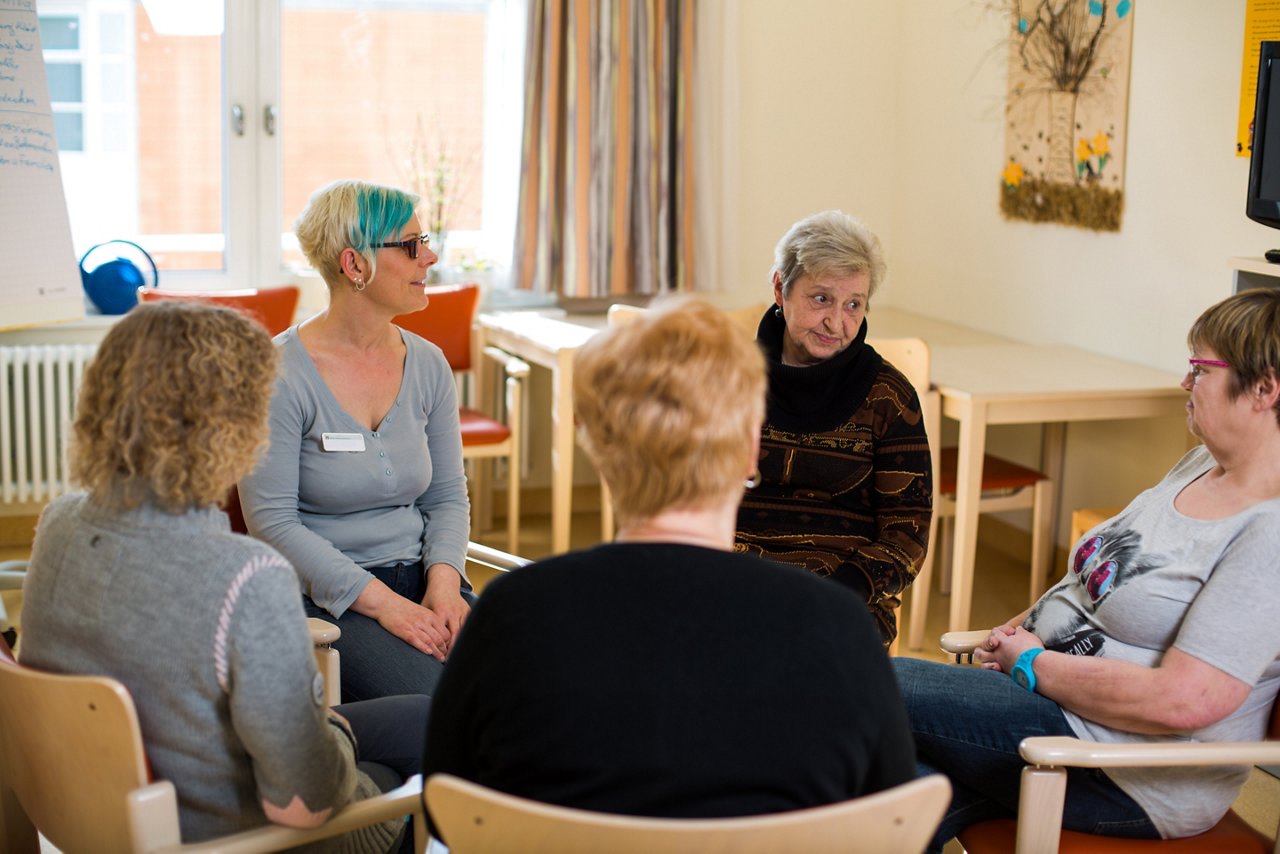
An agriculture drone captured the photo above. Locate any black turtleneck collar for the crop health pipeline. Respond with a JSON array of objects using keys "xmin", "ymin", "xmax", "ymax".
[{"xmin": 754, "ymin": 305, "xmax": 883, "ymax": 433}]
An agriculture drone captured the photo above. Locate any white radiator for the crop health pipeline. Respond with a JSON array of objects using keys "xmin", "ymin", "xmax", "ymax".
[{"xmin": 0, "ymin": 345, "xmax": 96, "ymax": 508}]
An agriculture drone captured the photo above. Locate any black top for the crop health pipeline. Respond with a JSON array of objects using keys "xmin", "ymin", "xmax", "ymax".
[
  {"xmin": 421, "ymin": 543, "xmax": 915, "ymax": 837},
  {"xmin": 755, "ymin": 307, "xmax": 883, "ymax": 433}
]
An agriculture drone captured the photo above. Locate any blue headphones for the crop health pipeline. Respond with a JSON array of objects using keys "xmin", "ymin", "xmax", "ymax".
[{"xmin": 79, "ymin": 240, "xmax": 159, "ymax": 315}]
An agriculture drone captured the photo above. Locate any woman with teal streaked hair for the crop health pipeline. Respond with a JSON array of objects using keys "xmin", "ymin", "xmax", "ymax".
[{"xmin": 240, "ymin": 179, "xmax": 473, "ymax": 702}]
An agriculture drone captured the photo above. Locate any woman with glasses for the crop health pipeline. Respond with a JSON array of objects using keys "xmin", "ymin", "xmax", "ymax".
[
  {"xmin": 894, "ymin": 288, "xmax": 1280, "ymax": 852},
  {"xmin": 735, "ymin": 210, "xmax": 932, "ymax": 647},
  {"xmin": 240, "ymin": 179, "xmax": 472, "ymax": 702}
]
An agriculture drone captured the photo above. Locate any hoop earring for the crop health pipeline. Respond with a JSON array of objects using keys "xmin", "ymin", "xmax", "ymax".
[
  {"xmin": 744, "ymin": 469, "xmax": 761, "ymax": 490},
  {"xmin": 352, "ymin": 277, "xmax": 366, "ymax": 292}
]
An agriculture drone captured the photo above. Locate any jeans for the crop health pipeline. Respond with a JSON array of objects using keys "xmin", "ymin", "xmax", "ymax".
[
  {"xmin": 336, "ymin": 694, "xmax": 431, "ymax": 854},
  {"xmin": 306, "ymin": 560, "xmax": 475, "ymax": 703},
  {"xmin": 892, "ymin": 657, "xmax": 1159, "ymax": 853}
]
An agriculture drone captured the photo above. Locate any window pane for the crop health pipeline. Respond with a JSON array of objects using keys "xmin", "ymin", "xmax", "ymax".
[
  {"xmin": 101, "ymin": 62, "xmax": 127, "ymax": 103},
  {"xmin": 102, "ymin": 111, "xmax": 128, "ymax": 153},
  {"xmin": 100, "ymin": 12, "xmax": 128, "ymax": 54},
  {"xmin": 39, "ymin": 16, "xmax": 80, "ymax": 50},
  {"xmin": 280, "ymin": 1, "xmax": 487, "ymax": 270},
  {"xmin": 53, "ymin": 112, "xmax": 84, "ymax": 151},
  {"xmin": 52, "ymin": 2, "xmax": 225, "ymax": 276},
  {"xmin": 45, "ymin": 63, "xmax": 83, "ymax": 103}
]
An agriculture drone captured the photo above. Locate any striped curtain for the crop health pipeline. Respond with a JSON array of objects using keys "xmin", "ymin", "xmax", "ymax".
[{"xmin": 512, "ymin": 0, "xmax": 695, "ymax": 298}]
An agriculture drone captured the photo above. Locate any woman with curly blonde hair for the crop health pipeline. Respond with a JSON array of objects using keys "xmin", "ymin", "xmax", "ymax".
[
  {"xmin": 20, "ymin": 302, "xmax": 426, "ymax": 851},
  {"xmin": 69, "ymin": 300, "xmax": 278, "ymax": 509}
]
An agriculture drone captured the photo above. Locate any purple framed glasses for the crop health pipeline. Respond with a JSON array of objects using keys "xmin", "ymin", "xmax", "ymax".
[{"xmin": 1187, "ymin": 358, "xmax": 1230, "ymax": 384}]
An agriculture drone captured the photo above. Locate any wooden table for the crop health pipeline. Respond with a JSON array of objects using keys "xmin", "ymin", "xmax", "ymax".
[
  {"xmin": 479, "ymin": 304, "xmax": 1189, "ymax": 631},
  {"xmin": 476, "ymin": 310, "xmax": 608, "ymax": 554},
  {"xmin": 872, "ymin": 308, "xmax": 1188, "ymax": 636}
]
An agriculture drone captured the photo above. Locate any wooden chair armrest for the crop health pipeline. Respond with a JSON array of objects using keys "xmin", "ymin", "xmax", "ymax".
[
  {"xmin": 0, "ymin": 560, "xmax": 28, "ymax": 589},
  {"xmin": 481, "ymin": 346, "xmax": 530, "ymax": 379},
  {"xmin": 156, "ymin": 775, "xmax": 426, "ymax": 853},
  {"xmin": 465, "ymin": 541, "xmax": 531, "ymax": 574},
  {"xmin": 307, "ymin": 617, "xmax": 341, "ymax": 646},
  {"xmin": 1020, "ymin": 735, "xmax": 1280, "ymax": 769},
  {"xmin": 939, "ymin": 630, "xmax": 988, "ymax": 662}
]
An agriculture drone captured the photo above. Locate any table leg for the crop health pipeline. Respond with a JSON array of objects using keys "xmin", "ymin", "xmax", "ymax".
[
  {"xmin": 550, "ymin": 352, "xmax": 575, "ymax": 554},
  {"xmin": 1032, "ymin": 421, "xmax": 1067, "ymax": 598},
  {"xmin": 471, "ymin": 337, "xmax": 495, "ymax": 535},
  {"xmin": 948, "ymin": 400, "xmax": 987, "ymax": 634}
]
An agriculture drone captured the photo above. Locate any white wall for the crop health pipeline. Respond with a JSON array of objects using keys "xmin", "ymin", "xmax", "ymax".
[{"xmin": 703, "ymin": 0, "xmax": 1273, "ymax": 543}]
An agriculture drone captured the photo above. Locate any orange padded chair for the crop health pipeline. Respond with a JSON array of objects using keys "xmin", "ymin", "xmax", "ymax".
[
  {"xmin": 393, "ymin": 284, "xmax": 528, "ymax": 552},
  {"xmin": 939, "ymin": 630, "xmax": 1280, "ymax": 854},
  {"xmin": 136, "ymin": 284, "xmax": 301, "ymax": 336}
]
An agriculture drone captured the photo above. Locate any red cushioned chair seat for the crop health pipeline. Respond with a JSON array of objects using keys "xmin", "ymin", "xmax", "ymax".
[
  {"xmin": 958, "ymin": 809, "xmax": 1271, "ymax": 854},
  {"xmin": 938, "ymin": 446, "xmax": 1046, "ymax": 495},
  {"xmin": 459, "ymin": 409, "xmax": 511, "ymax": 446}
]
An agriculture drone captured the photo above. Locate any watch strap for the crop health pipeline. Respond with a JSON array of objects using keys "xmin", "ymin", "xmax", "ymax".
[{"xmin": 1012, "ymin": 647, "xmax": 1045, "ymax": 694}]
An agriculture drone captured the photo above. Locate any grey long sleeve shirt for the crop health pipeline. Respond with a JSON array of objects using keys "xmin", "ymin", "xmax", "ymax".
[{"xmin": 239, "ymin": 327, "xmax": 471, "ymax": 616}]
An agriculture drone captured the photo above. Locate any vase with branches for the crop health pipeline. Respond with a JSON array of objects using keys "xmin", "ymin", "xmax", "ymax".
[{"xmin": 395, "ymin": 114, "xmax": 478, "ymax": 280}]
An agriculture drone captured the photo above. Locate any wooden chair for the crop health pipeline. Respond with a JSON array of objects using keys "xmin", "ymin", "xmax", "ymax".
[
  {"xmin": 870, "ymin": 336, "xmax": 1051, "ymax": 652},
  {"xmin": 424, "ymin": 772, "xmax": 951, "ymax": 854},
  {"xmin": 136, "ymin": 284, "xmax": 301, "ymax": 336},
  {"xmin": 393, "ymin": 283, "xmax": 529, "ymax": 552},
  {"xmin": 0, "ymin": 633, "xmax": 428, "ymax": 854},
  {"xmin": 939, "ymin": 630, "xmax": 1280, "ymax": 854},
  {"xmin": 0, "ymin": 560, "xmax": 23, "ymax": 649},
  {"xmin": 865, "ymin": 337, "xmax": 941, "ymax": 657}
]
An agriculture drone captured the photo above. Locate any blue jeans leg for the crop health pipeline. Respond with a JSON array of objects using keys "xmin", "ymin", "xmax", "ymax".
[
  {"xmin": 892, "ymin": 657, "xmax": 1158, "ymax": 853},
  {"xmin": 306, "ymin": 561, "xmax": 475, "ymax": 703},
  {"xmin": 336, "ymin": 694, "xmax": 431, "ymax": 782}
]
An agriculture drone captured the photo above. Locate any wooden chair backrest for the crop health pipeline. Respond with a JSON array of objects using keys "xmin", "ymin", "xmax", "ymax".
[
  {"xmin": 137, "ymin": 284, "xmax": 301, "ymax": 336},
  {"xmin": 0, "ymin": 653, "xmax": 150, "ymax": 853},
  {"xmin": 606, "ymin": 301, "xmax": 768, "ymax": 339},
  {"xmin": 866, "ymin": 336, "xmax": 931, "ymax": 397},
  {"xmin": 394, "ymin": 283, "xmax": 481, "ymax": 372},
  {"xmin": 605, "ymin": 303, "xmax": 646, "ymax": 328},
  {"xmin": 425, "ymin": 773, "xmax": 951, "ymax": 854}
]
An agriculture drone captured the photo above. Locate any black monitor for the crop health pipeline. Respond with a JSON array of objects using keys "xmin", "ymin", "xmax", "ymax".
[{"xmin": 1247, "ymin": 41, "xmax": 1280, "ymax": 246}]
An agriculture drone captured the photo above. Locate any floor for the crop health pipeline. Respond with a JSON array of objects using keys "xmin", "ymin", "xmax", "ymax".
[{"xmin": 7, "ymin": 507, "xmax": 1278, "ymax": 850}]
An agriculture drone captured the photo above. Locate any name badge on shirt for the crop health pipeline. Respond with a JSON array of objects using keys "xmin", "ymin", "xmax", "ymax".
[{"xmin": 322, "ymin": 432, "xmax": 366, "ymax": 452}]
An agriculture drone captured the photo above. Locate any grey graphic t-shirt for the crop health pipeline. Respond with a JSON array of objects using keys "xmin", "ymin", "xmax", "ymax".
[{"xmin": 1025, "ymin": 445, "xmax": 1280, "ymax": 838}]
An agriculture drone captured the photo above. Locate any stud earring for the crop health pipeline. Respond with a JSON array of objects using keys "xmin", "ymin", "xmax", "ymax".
[
  {"xmin": 744, "ymin": 469, "xmax": 762, "ymax": 490},
  {"xmin": 773, "ymin": 305, "xmax": 783, "ymax": 318}
]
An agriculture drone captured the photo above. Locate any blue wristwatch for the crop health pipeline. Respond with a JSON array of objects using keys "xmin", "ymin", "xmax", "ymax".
[{"xmin": 1011, "ymin": 648, "xmax": 1044, "ymax": 694}]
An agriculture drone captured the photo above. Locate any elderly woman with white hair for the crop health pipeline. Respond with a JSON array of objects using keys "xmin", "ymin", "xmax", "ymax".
[{"xmin": 735, "ymin": 210, "xmax": 933, "ymax": 646}]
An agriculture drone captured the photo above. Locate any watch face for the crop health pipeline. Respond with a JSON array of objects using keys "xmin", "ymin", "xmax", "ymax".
[{"xmin": 1013, "ymin": 666, "xmax": 1032, "ymax": 691}]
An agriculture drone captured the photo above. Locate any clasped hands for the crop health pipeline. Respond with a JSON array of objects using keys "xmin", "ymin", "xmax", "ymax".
[
  {"xmin": 973, "ymin": 622, "xmax": 1045, "ymax": 673},
  {"xmin": 373, "ymin": 563, "xmax": 470, "ymax": 662}
]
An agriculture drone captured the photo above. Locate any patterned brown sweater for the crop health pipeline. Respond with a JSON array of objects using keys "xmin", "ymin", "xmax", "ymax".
[{"xmin": 735, "ymin": 310, "xmax": 933, "ymax": 645}]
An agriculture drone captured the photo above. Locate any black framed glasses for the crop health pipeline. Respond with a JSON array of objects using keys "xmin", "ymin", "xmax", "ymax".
[{"xmin": 372, "ymin": 233, "xmax": 431, "ymax": 259}]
